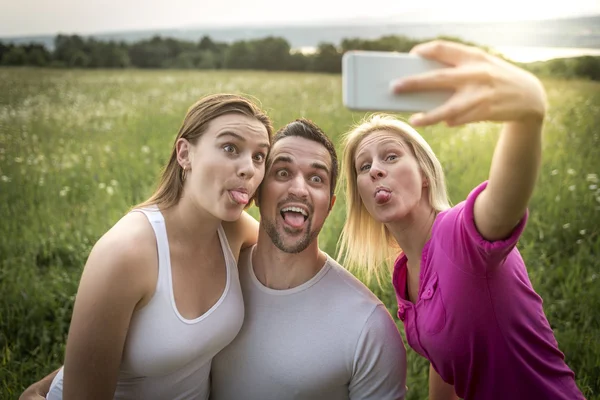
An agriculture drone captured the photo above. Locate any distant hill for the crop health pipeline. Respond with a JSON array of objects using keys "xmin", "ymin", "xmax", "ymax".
[{"xmin": 2, "ymin": 15, "xmax": 599, "ymax": 50}]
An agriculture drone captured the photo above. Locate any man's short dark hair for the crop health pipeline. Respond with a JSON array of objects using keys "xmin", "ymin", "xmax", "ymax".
[{"xmin": 271, "ymin": 119, "xmax": 339, "ymax": 202}]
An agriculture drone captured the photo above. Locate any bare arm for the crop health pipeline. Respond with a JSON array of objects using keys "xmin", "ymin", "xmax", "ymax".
[
  {"xmin": 474, "ymin": 119, "xmax": 543, "ymax": 240},
  {"xmin": 62, "ymin": 215, "xmax": 152, "ymax": 400},
  {"xmin": 19, "ymin": 368, "xmax": 60, "ymax": 400},
  {"xmin": 429, "ymin": 364, "xmax": 459, "ymax": 400},
  {"xmin": 392, "ymin": 40, "xmax": 547, "ymax": 240}
]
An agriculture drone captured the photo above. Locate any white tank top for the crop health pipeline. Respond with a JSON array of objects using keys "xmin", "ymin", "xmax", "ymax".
[{"xmin": 47, "ymin": 206, "xmax": 244, "ymax": 400}]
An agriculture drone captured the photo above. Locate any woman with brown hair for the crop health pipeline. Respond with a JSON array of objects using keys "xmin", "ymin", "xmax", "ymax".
[{"xmin": 23, "ymin": 93, "xmax": 273, "ymax": 400}]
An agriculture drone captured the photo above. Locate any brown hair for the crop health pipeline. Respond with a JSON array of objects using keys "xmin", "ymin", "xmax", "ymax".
[{"xmin": 135, "ymin": 93, "xmax": 274, "ymax": 210}]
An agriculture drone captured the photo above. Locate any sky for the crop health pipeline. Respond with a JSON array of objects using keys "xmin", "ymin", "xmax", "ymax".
[{"xmin": 1, "ymin": 0, "xmax": 599, "ymax": 37}]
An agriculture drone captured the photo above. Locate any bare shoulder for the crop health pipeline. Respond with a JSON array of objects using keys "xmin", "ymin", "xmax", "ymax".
[
  {"xmin": 82, "ymin": 211, "xmax": 158, "ymax": 301},
  {"xmin": 222, "ymin": 211, "xmax": 259, "ymax": 262}
]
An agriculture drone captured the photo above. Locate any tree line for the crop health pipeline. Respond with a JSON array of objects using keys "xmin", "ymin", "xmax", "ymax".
[{"xmin": 1, "ymin": 34, "xmax": 599, "ymax": 81}]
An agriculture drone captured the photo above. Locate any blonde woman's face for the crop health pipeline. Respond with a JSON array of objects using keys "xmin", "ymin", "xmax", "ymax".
[
  {"xmin": 353, "ymin": 130, "xmax": 425, "ymax": 224},
  {"xmin": 185, "ymin": 113, "xmax": 270, "ymax": 222}
]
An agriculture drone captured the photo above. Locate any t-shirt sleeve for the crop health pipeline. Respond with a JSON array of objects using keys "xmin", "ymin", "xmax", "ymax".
[
  {"xmin": 436, "ymin": 180, "xmax": 528, "ymax": 274},
  {"xmin": 349, "ymin": 304, "xmax": 407, "ymax": 400}
]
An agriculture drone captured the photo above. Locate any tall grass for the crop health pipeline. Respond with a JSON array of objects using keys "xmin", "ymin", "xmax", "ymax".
[{"xmin": 1, "ymin": 68, "xmax": 598, "ymax": 399}]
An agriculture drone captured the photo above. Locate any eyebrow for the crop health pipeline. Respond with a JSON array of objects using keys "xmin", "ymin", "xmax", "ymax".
[
  {"xmin": 216, "ymin": 131, "xmax": 270, "ymax": 149},
  {"xmin": 270, "ymin": 156, "xmax": 330, "ymax": 175},
  {"xmin": 355, "ymin": 139, "xmax": 405, "ymax": 160},
  {"xmin": 311, "ymin": 162, "xmax": 330, "ymax": 176}
]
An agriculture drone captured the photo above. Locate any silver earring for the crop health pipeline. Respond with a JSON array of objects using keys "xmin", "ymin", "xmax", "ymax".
[{"xmin": 181, "ymin": 167, "xmax": 188, "ymax": 182}]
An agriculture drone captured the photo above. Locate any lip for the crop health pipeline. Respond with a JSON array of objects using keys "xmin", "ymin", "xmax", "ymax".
[
  {"xmin": 229, "ymin": 186, "xmax": 249, "ymax": 194},
  {"xmin": 279, "ymin": 203, "xmax": 310, "ymax": 216},
  {"xmin": 374, "ymin": 186, "xmax": 391, "ymax": 198},
  {"xmin": 227, "ymin": 187, "xmax": 251, "ymax": 205}
]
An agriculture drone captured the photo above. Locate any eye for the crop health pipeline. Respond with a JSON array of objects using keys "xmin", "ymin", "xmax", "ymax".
[
  {"xmin": 358, "ymin": 163, "xmax": 371, "ymax": 172},
  {"xmin": 253, "ymin": 152, "xmax": 266, "ymax": 163},
  {"xmin": 276, "ymin": 169, "xmax": 289, "ymax": 178},
  {"xmin": 385, "ymin": 154, "xmax": 398, "ymax": 161},
  {"xmin": 310, "ymin": 175, "xmax": 323, "ymax": 183},
  {"xmin": 223, "ymin": 144, "xmax": 238, "ymax": 154}
]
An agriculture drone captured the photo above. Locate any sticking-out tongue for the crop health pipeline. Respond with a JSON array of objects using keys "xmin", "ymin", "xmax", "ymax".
[
  {"xmin": 283, "ymin": 212, "xmax": 305, "ymax": 228},
  {"xmin": 230, "ymin": 190, "xmax": 249, "ymax": 205},
  {"xmin": 375, "ymin": 190, "xmax": 391, "ymax": 204}
]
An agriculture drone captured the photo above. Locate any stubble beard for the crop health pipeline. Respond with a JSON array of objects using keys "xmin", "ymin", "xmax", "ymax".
[{"xmin": 262, "ymin": 217, "xmax": 319, "ymax": 254}]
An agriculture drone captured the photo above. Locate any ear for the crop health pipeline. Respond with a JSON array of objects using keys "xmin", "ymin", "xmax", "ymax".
[
  {"xmin": 176, "ymin": 138, "xmax": 192, "ymax": 169},
  {"xmin": 328, "ymin": 194, "xmax": 337, "ymax": 211}
]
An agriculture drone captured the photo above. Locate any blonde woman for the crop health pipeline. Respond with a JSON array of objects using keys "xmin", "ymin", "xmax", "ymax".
[
  {"xmin": 22, "ymin": 94, "xmax": 273, "ymax": 400},
  {"xmin": 338, "ymin": 41, "xmax": 584, "ymax": 400}
]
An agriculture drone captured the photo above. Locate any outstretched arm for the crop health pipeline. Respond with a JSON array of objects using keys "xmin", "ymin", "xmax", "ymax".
[{"xmin": 392, "ymin": 40, "xmax": 546, "ymax": 241}]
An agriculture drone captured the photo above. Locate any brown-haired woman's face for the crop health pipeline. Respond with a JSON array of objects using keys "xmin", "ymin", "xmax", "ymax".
[{"xmin": 182, "ymin": 113, "xmax": 270, "ymax": 221}]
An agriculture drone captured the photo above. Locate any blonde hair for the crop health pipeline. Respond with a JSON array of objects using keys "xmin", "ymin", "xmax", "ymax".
[
  {"xmin": 134, "ymin": 93, "xmax": 273, "ymax": 210},
  {"xmin": 337, "ymin": 114, "xmax": 451, "ymax": 284}
]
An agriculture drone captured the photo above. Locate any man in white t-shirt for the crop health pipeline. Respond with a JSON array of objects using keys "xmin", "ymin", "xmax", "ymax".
[
  {"xmin": 20, "ymin": 119, "xmax": 407, "ymax": 400},
  {"xmin": 210, "ymin": 119, "xmax": 407, "ymax": 400}
]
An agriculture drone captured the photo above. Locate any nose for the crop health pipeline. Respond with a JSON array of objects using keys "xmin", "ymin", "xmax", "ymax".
[
  {"xmin": 237, "ymin": 154, "xmax": 256, "ymax": 180},
  {"xmin": 369, "ymin": 161, "xmax": 387, "ymax": 180},
  {"xmin": 288, "ymin": 175, "xmax": 309, "ymax": 199}
]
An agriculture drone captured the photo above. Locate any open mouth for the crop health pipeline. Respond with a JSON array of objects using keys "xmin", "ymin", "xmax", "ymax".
[{"xmin": 280, "ymin": 206, "xmax": 308, "ymax": 228}]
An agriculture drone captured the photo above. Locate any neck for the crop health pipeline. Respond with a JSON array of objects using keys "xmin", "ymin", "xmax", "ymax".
[
  {"xmin": 160, "ymin": 195, "xmax": 222, "ymax": 248},
  {"xmin": 386, "ymin": 198, "xmax": 436, "ymax": 276},
  {"xmin": 252, "ymin": 229, "xmax": 327, "ymax": 290}
]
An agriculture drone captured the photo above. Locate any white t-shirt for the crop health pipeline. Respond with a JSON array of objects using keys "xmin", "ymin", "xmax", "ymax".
[{"xmin": 211, "ymin": 246, "xmax": 407, "ymax": 400}]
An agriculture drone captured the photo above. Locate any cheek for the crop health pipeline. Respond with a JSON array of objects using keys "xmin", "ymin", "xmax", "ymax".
[{"xmin": 356, "ymin": 177, "xmax": 371, "ymax": 202}]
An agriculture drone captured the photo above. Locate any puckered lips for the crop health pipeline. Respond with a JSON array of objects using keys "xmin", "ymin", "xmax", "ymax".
[
  {"xmin": 374, "ymin": 186, "xmax": 392, "ymax": 205},
  {"xmin": 228, "ymin": 187, "xmax": 250, "ymax": 205},
  {"xmin": 280, "ymin": 204, "xmax": 309, "ymax": 229}
]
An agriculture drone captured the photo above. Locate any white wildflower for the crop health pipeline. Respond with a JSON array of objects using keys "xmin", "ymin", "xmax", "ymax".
[
  {"xmin": 589, "ymin": 185, "xmax": 597, "ymax": 190},
  {"xmin": 562, "ymin": 223, "xmax": 570, "ymax": 229},
  {"xmin": 110, "ymin": 179, "xmax": 118, "ymax": 187},
  {"xmin": 106, "ymin": 186, "xmax": 114, "ymax": 196},
  {"xmin": 551, "ymin": 169, "xmax": 559, "ymax": 176},
  {"xmin": 568, "ymin": 185, "xmax": 576, "ymax": 191},
  {"xmin": 567, "ymin": 169, "xmax": 576, "ymax": 175},
  {"xmin": 14, "ymin": 157, "xmax": 23, "ymax": 163},
  {"xmin": 586, "ymin": 174, "xmax": 598, "ymax": 183},
  {"xmin": 1, "ymin": 175, "xmax": 10, "ymax": 182},
  {"xmin": 99, "ymin": 182, "xmax": 106, "ymax": 189},
  {"xmin": 141, "ymin": 145, "xmax": 150, "ymax": 154}
]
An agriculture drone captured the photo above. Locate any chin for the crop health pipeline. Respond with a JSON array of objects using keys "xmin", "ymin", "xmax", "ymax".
[{"xmin": 219, "ymin": 207, "xmax": 244, "ymax": 222}]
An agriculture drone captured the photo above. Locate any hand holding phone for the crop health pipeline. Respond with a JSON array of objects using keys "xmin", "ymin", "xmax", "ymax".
[{"xmin": 342, "ymin": 50, "xmax": 453, "ymax": 113}]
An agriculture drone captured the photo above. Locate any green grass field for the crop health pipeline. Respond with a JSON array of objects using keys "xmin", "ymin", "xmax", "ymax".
[{"xmin": 1, "ymin": 67, "xmax": 599, "ymax": 399}]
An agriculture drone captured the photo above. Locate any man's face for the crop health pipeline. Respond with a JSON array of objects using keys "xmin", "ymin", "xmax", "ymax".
[{"xmin": 258, "ymin": 136, "xmax": 335, "ymax": 254}]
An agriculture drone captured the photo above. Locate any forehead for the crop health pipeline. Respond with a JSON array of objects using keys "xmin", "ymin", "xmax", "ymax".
[
  {"xmin": 203, "ymin": 113, "xmax": 269, "ymax": 141},
  {"xmin": 270, "ymin": 136, "xmax": 331, "ymax": 168},
  {"xmin": 355, "ymin": 130, "xmax": 407, "ymax": 158}
]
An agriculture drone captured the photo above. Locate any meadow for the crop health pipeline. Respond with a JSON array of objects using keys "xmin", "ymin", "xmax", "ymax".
[{"xmin": 0, "ymin": 67, "xmax": 598, "ymax": 399}]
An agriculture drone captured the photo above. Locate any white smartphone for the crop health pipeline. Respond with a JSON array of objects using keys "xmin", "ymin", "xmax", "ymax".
[{"xmin": 342, "ymin": 50, "xmax": 453, "ymax": 113}]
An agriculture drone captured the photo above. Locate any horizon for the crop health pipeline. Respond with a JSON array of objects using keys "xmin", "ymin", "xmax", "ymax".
[{"xmin": 1, "ymin": 0, "xmax": 599, "ymax": 38}]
